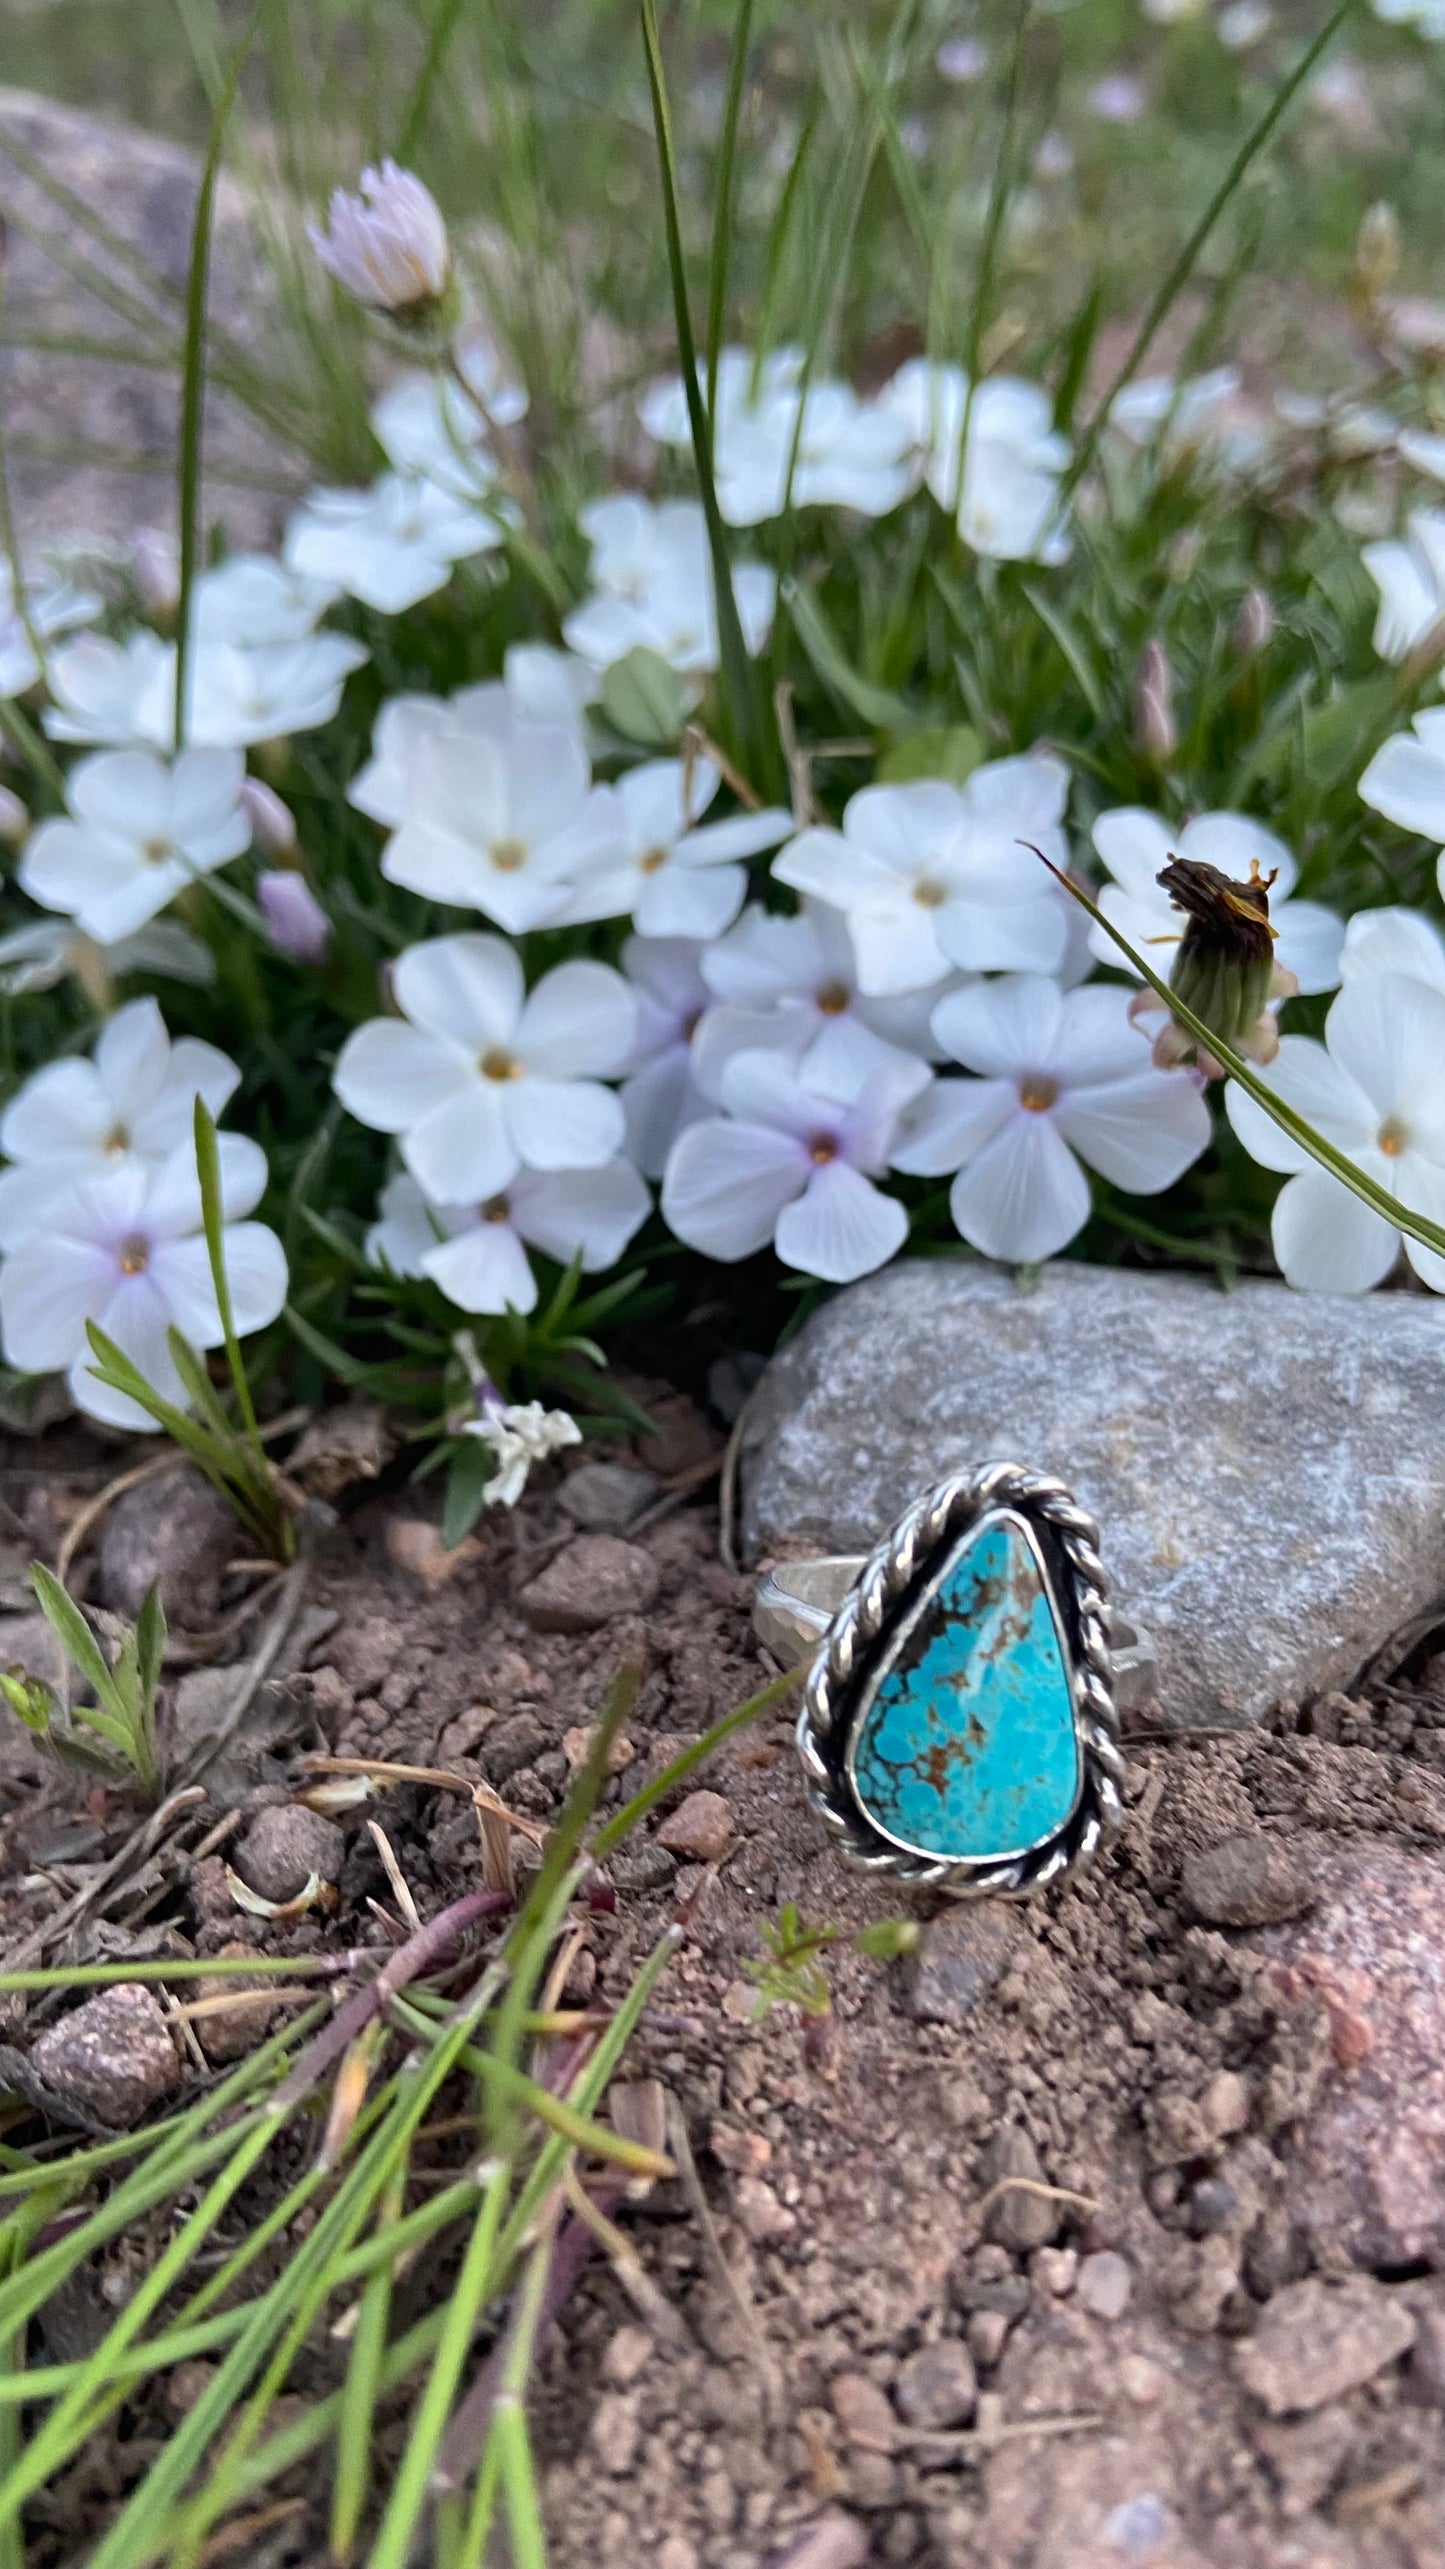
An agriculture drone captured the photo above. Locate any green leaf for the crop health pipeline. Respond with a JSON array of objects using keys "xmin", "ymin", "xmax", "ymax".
[
  {"xmin": 193, "ymin": 1099, "xmax": 265, "ymax": 1460},
  {"xmin": 599, "ymin": 647, "xmax": 689, "ymax": 750},
  {"xmin": 877, "ymin": 725, "xmax": 981, "ymax": 786},
  {"xmin": 784, "ymin": 580, "xmax": 922, "ymax": 732},
  {"xmin": 135, "ymin": 1585, "xmax": 167, "ymax": 1715},
  {"xmin": 29, "ymin": 1568, "xmax": 126, "ymax": 1724},
  {"xmin": 441, "ymin": 1438, "xmax": 494, "ymax": 1550}
]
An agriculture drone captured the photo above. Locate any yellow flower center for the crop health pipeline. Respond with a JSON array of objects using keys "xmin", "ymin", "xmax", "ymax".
[
  {"xmin": 808, "ymin": 1134, "xmax": 839, "ymax": 1166},
  {"xmin": 815, "ymin": 979, "xmax": 850, "ymax": 1016},
  {"xmin": 479, "ymin": 1048, "xmax": 522, "ymax": 1082},
  {"xmin": 117, "ymin": 1232, "xmax": 150, "ymax": 1276},
  {"xmin": 638, "ymin": 845, "xmax": 671, "ymax": 875},
  {"xmin": 141, "ymin": 836, "xmax": 174, "ymax": 867},
  {"xmin": 102, "ymin": 1123, "xmax": 131, "ymax": 1156},
  {"xmin": 1378, "ymin": 1115, "xmax": 1409, "ymax": 1158},
  {"xmin": 1019, "ymin": 1075, "xmax": 1060, "ymax": 1114},
  {"xmin": 481, "ymin": 1194, "xmax": 512, "ymax": 1222},
  {"xmin": 489, "ymin": 838, "xmax": 527, "ymax": 873},
  {"xmin": 912, "ymin": 878, "xmax": 947, "ymax": 909}
]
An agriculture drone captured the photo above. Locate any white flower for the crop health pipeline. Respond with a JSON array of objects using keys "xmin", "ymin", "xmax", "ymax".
[
  {"xmin": 333, "ymin": 933, "xmax": 636, "ymax": 1205},
  {"xmin": 0, "ymin": 564, "xmax": 101, "ymax": 697},
  {"xmin": 696, "ymin": 897, "xmax": 946, "ymax": 1091},
  {"xmin": 662, "ymin": 1041, "xmax": 929, "ymax": 1283},
  {"xmin": 880, "ymin": 361, "xmax": 1070, "ymax": 561},
  {"xmin": 1360, "ymin": 510, "xmax": 1445, "ymax": 660},
  {"xmin": 501, "ymin": 642, "xmax": 597, "ymax": 736},
  {"xmin": 1218, "ymin": 1, "xmax": 1272, "ymax": 45},
  {"xmin": 641, "ymin": 348, "xmax": 914, "ymax": 527},
  {"xmin": 892, "ymin": 976, "xmax": 1212, "ymax": 1264},
  {"xmin": 937, "ymin": 35, "xmax": 987, "ymax": 78},
  {"xmin": 44, "ymin": 631, "xmax": 174, "ymax": 747},
  {"xmin": 348, "ymin": 662, "xmax": 593, "ymax": 833},
  {"xmin": 284, "ymin": 475, "xmax": 502, "ymax": 614},
  {"xmin": 0, "ymin": 996, "xmax": 246, "ymax": 1250},
  {"xmin": 310, "ymin": 161, "xmax": 451, "ymax": 316},
  {"xmin": 0, "ymin": 1140, "xmax": 287, "ymax": 1430},
  {"xmin": 563, "ymin": 496, "xmax": 775, "ymax": 674},
  {"xmin": 560, "ymin": 755, "xmax": 793, "ymax": 938},
  {"xmin": 194, "ymin": 554, "xmax": 338, "ymax": 646},
  {"xmin": 0, "ymin": 918, "xmax": 215, "ymax": 999},
  {"xmin": 367, "ymin": 1160, "xmax": 648, "ymax": 1315},
  {"xmin": 1088, "ymin": 73, "xmax": 1147, "ymax": 120},
  {"xmin": 1358, "ymin": 710, "xmax": 1445, "ymax": 885},
  {"xmin": 467, "ymin": 1402, "xmax": 582, "ymax": 1509},
  {"xmin": 1108, "ymin": 367, "xmax": 1242, "ymax": 454},
  {"xmin": 773, "ymin": 756, "xmax": 1075, "ymax": 996},
  {"xmin": 1339, "ymin": 904, "xmax": 1445, "ymax": 993},
  {"xmin": 19, "ymin": 747, "xmax": 251, "ymax": 945},
  {"xmin": 376, "ymin": 687, "xmax": 622, "ymax": 933},
  {"xmin": 1373, "ymin": 0, "xmax": 1445, "ymax": 34},
  {"xmin": 1089, "ymin": 806, "xmax": 1344, "ymax": 995},
  {"xmin": 618, "ymin": 936, "xmax": 715, "ymax": 1179},
  {"xmin": 1225, "ymin": 974, "xmax": 1445, "ymax": 1293}
]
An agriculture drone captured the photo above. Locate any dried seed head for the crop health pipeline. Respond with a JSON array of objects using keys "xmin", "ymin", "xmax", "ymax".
[{"xmin": 1158, "ymin": 854, "xmax": 1281, "ymax": 1068}]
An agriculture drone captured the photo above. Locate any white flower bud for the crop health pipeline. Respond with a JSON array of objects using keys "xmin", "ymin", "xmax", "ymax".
[
  {"xmin": 240, "ymin": 775, "xmax": 298, "ymax": 857},
  {"xmin": 0, "ymin": 784, "xmax": 28, "ymax": 848},
  {"xmin": 1232, "ymin": 588, "xmax": 1275, "ymax": 659},
  {"xmin": 132, "ymin": 527, "xmax": 180, "ymax": 620},
  {"xmin": 1133, "ymin": 641, "xmax": 1177, "ymax": 765},
  {"xmin": 309, "ymin": 161, "xmax": 451, "ymax": 321},
  {"xmin": 258, "ymin": 871, "xmax": 331, "ymax": 964}
]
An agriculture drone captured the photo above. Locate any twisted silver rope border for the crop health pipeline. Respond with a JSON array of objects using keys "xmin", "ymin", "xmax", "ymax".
[{"xmin": 795, "ymin": 1461, "xmax": 1126, "ymax": 1896}]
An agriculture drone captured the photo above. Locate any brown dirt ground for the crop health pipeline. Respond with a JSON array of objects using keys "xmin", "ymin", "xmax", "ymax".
[{"xmin": 2, "ymin": 1402, "xmax": 1445, "ymax": 2569}]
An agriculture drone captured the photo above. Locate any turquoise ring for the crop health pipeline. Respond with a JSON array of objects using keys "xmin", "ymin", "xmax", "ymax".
[{"xmin": 758, "ymin": 1465, "xmax": 1131, "ymax": 1898}]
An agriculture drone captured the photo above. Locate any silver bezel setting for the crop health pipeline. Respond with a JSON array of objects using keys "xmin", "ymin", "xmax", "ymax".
[{"xmin": 796, "ymin": 1461, "xmax": 1126, "ymax": 1897}]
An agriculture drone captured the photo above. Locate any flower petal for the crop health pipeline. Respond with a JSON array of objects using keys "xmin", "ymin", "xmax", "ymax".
[
  {"xmin": 504, "ymin": 1076, "xmax": 624, "ymax": 1171},
  {"xmin": 1274, "ymin": 899, "xmax": 1344, "ymax": 996},
  {"xmin": 334, "ymin": 1019, "xmax": 469, "ymax": 1135},
  {"xmin": 509, "ymin": 1160, "xmax": 651, "ymax": 1268},
  {"xmin": 151, "ymin": 1223, "xmax": 288, "ymax": 1344},
  {"xmin": 932, "ymin": 974, "xmax": 1064, "ymax": 1076},
  {"xmin": 661, "ymin": 1117, "xmax": 806, "ymax": 1260},
  {"xmin": 890, "ymin": 1077, "xmax": 1020, "ymax": 1174},
  {"xmin": 517, "ymin": 961, "xmax": 637, "ymax": 1079},
  {"xmin": 75, "ymin": 1274, "xmax": 184, "ymax": 1429},
  {"xmin": 1325, "ymin": 973, "xmax": 1445, "ymax": 1130},
  {"xmin": 394, "ymin": 933, "xmax": 522, "ymax": 1047},
  {"xmin": 774, "ymin": 1160, "xmax": 907, "ymax": 1282},
  {"xmin": 1091, "ymin": 807, "xmax": 1175, "ymax": 897},
  {"xmin": 1270, "ymin": 1168, "xmax": 1401, "ymax": 1294},
  {"xmin": 948, "ymin": 1114, "xmax": 1091, "ymax": 1263},
  {"xmin": 1358, "ymin": 731, "xmax": 1445, "ymax": 842},
  {"xmin": 404, "ymin": 1084, "xmax": 516, "ymax": 1202},
  {"xmin": 1053, "ymin": 1067, "xmax": 1211, "ymax": 1192},
  {"xmin": 1224, "ymin": 1035, "xmax": 1376, "ymax": 1173},
  {"xmin": 1341, "ymin": 906, "xmax": 1445, "ymax": 992},
  {"xmin": 633, "ymin": 863, "xmax": 746, "ymax": 942},
  {"xmin": 1180, "ymin": 810, "xmax": 1297, "ymax": 901},
  {"xmin": 425, "ymin": 1220, "xmax": 538, "ymax": 1315},
  {"xmin": 0, "ymin": 1227, "xmax": 115, "ymax": 1370},
  {"xmin": 0, "ymin": 1059, "xmax": 110, "ymax": 1165}
]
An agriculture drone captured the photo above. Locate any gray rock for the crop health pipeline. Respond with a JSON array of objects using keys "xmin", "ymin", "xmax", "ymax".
[
  {"xmin": 0, "ymin": 89, "xmax": 297, "ymax": 555},
  {"xmin": 1235, "ymin": 2275, "xmax": 1415, "ymax": 2416},
  {"xmin": 518, "ymin": 1534, "xmax": 660, "ymax": 1634},
  {"xmin": 30, "ymin": 1984, "xmax": 181, "ymax": 2128},
  {"xmin": 741, "ymin": 1261, "xmax": 1445, "ymax": 1731},
  {"xmin": 1076, "ymin": 2250, "xmax": 1133, "ymax": 2321},
  {"xmin": 980, "ymin": 2125, "xmax": 1060, "ymax": 2249},
  {"xmin": 98, "ymin": 1465, "xmax": 241, "ymax": 1632},
  {"xmin": 1181, "ymin": 1832, "xmax": 1314, "ymax": 1928},
  {"xmin": 909, "ymin": 1906, "xmax": 1018, "ymax": 2025},
  {"xmin": 893, "ymin": 2338, "xmax": 977, "ymax": 2429},
  {"xmin": 558, "ymin": 1461, "xmax": 659, "ymax": 1532},
  {"xmin": 233, "ymin": 1803, "xmax": 344, "ymax": 1901}
]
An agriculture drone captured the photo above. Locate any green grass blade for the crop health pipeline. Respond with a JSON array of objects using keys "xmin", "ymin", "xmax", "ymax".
[
  {"xmin": 1065, "ymin": 0, "xmax": 1359, "ymax": 492},
  {"xmin": 951, "ymin": 0, "xmax": 1031, "ymax": 507},
  {"xmin": 192, "ymin": 1100, "xmax": 266, "ymax": 1461},
  {"xmin": 329, "ymin": 2166, "xmax": 405, "ymax": 2566},
  {"xmin": 28, "ymin": 1566, "xmax": 127, "ymax": 1722},
  {"xmin": 364, "ymin": 2164, "xmax": 512, "ymax": 2569},
  {"xmin": 704, "ymin": 0, "xmax": 754, "ymax": 423}
]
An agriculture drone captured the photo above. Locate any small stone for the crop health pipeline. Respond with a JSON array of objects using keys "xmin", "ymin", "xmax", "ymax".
[
  {"xmin": 656, "ymin": 1791, "xmax": 734, "ymax": 1862},
  {"xmin": 1181, "ymin": 1834, "xmax": 1314, "ymax": 1928},
  {"xmin": 1186, "ymin": 2177, "xmax": 1240, "ymax": 2238},
  {"xmin": 658, "ymin": 2540, "xmax": 699, "ymax": 2569},
  {"xmin": 600, "ymin": 2325, "xmax": 653, "ymax": 2389},
  {"xmin": 31, "ymin": 1985, "xmax": 181, "ymax": 2129},
  {"xmin": 191, "ymin": 1941, "xmax": 279, "ymax": 2063},
  {"xmin": 893, "ymin": 2339, "xmax": 977, "ymax": 2430},
  {"xmin": 590, "ymin": 2389, "xmax": 640, "ymax": 2475},
  {"xmin": 519, "ymin": 1535, "xmax": 660, "ymax": 1634},
  {"xmin": 288, "ymin": 1401, "xmax": 394, "ymax": 1501},
  {"xmin": 1076, "ymin": 2251, "xmax": 1132, "ymax": 2321},
  {"xmin": 734, "ymin": 2175, "xmax": 795, "ymax": 2244},
  {"xmin": 1235, "ymin": 2275, "xmax": 1416, "ymax": 2416},
  {"xmin": 1031, "ymin": 2247, "xmax": 1077, "ymax": 2297},
  {"xmin": 741, "ymin": 1262, "xmax": 1445, "ymax": 1730},
  {"xmin": 846, "ymin": 2450, "xmax": 897, "ymax": 2509},
  {"xmin": 558, "ymin": 1461, "xmax": 659, "ymax": 1532},
  {"xmin": 479, "ymin": 1712, "xmax": 549, "ymax": 1782},
  {"xmin": 608, "ymin": 1842, "xmax": 676, "ymax": 1895},
  {"xmin": 383, "ymin": 1518, "xmax": 482, "ymax": 1587},
  {"xmin": 711, "ymin": 2122, "xmax": 772, "ymax": 2175},
  {"xmin": 562, "ymin": 1724, "xmax": 636, "ymax": 1775},
  {"xmin": 767, "ymin": 2509, "xmax": 869, "ymax": 2569},
  {"xmin": 1199, "ymin": 2068, "xmax": 1252, "ymax": 2138},
  {"xmin": 1117, "ymin": 2356, "xmax": 1165, "ymax": 2407},
  {"xmin": 980, "ymin": 2126, "xmax": 1061, "ymax": 2249},
  {"xmin": 1253, "ymin": 2408, "xmax": 1357, "ymax": 2520},
  {"xmin": 98, "ymin": 1465, "xmax": 240, "ymax": 1631},
  {"xmin": 828, "ymin": 2374, "xmax": 897, "ymax": 2452},
  {"xmin": 909, "ymin": 1908, "xmax": 1018, "ymax": 2026},
  {"xmin": 967, "ymin": 2309, "xmax": 1011, "ymax": 2369},
  {"xmin": 1408, "ymin": 2300, "xmax": 1445, "ymax": 2407},
  {"xmin": 233, "ymin": 1805, "xmax": 345, "ymax": 1902}
]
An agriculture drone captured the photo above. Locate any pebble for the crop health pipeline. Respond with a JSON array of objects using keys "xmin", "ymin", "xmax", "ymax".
[
  {"xmin": 478, "ymin": 1711, "xmax": 550, "ymax": 1783},
  {"xmin": 383, "ymin": 1518, "xmax": 482, "ymax": 1587},
  {"xmin": 590, "ymin": 2389, "xmax": 640, "ymax": 2475},
  {"xmin": 893, "ymin": 2339, "xmax": 977, "ymax": 2430},
  {"xmin": 1076, "ymin": 2251, "xmax": 1133, "ymax": 2321},
  {"xmin": 191, "ymin": 1941, "xmax": 279, "ymax": 2063},
  {"xmin": 829, "ymin": 2372, "xmax": 897, "ymax": 2452},
  {"xmin": 636, "ymin": 1391, "xmax": 721, "ymax": 1480},
  {"xmin": 1181, "ymin": 1833, "xmax": 1314, "ymax": 1928},
  {"xmin": 741, "ymin": 1260, "xmax": 1445, "ymax": 1730},
  {"xmin": 98, "ymin": 1465, "xmax": 240, "ymax": 1630},
  {"xmin": 734, "ymin": 2175, "xmax": 796, "ymax": 2244},
  {"xmin": 558, "ymin": 1461, "xmax": 659, "ymax": 1532},
  {"xmin": 1117, "ymin": 2355, "xmax": 1166, "ymax": 2408},
  {"xmin": 1198, "ymin": 2067, "xmax": 1251, "ymax": 2138},
  {"xmin": 563, "ymin": 1724, "xmax": 637, "ymax": 1775},
  {"xmin": 980, "ymin": 2126, "xmax": 1061, "ymax": 2249},
  {"xmin": 966, "ymin": 2309, "xmax": 1011, "ymax": 2369},
  {"xmin": 1031, "ymin": 2247, "xmax": 1077, "ymax": 2297},
  {"xmin": 909, "ymin": 1907, "xmax": 1018, "ymax": 2026},
  {"xmin": 31, "ymin": 1985, "xmax": 181, "ymax": 2128},
  {"xmin": 232, "ymin": 1805, "xmax": 345, "ymax": 1902},
  {"xmin": 518, "ymin": 1535, "xmax": 660, "ymax": 1634},
  {"xmin": 764, "ymin": 2511, "xmax": 869, "ymax": 2569},
  {"xmin": 608, "ymin": 1843, "xmax": 676, "ymax": 1894},
  {"xmin": 656, "ymin": 1790, "xmax": 735, "ymax": 1862},
  {"xmin": 1235, "ymin": 2274, "xmax": 1416, "ymax": 2416}
]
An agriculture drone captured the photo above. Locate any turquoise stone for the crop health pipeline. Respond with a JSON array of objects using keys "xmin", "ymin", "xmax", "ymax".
[{"xmin": 847, "ymin": 1512, "xmax": 1080, "ymax": 1863}]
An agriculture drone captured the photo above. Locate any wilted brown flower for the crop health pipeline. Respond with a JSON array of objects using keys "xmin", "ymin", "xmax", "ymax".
[{"xmin": 1145, "ymin": 854, "xmax": 1298, "ymax": 1075}]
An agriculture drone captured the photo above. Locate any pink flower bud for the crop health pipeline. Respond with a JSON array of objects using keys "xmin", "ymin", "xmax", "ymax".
[
  {"xmin": 240, "ymin": 776, "xmax": 298, "ymax": 857},
  {"xmin": 1232, "ymin": 587, "xmax": 1275, "ymax": 658},
  {"xmin": 309, "ymin": 161, "xmax": 451, "ymax": 320},
  {"xmin": 1133, "ymin": 641, "xmax": 1177, "ymax": 765},
  {"xmin": 258, "ymin": 871, "xmax": 331, "ymax": 964}
]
